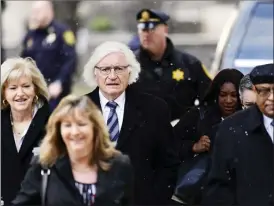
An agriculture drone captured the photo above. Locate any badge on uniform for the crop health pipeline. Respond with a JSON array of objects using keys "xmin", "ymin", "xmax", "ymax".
[
  {"xmin": 63, "ymin": 30, "xmax": 75, "ymax": 46},
  {"xmin": 45, "ymin": 33, "xmax": 56, "ymax": 44},
  {"xmin": 172, "ymin": 69, "xmax": 184, "ymax": 81},
  {"xmin": 26, "ymin": 38, "xmax": 33, "ymax": 48}
]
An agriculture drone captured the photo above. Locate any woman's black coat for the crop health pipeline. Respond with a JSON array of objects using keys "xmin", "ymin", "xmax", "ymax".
[
  {"xmin": 1, "ymin": 103, "xmax": 50, "ymax": 205},
  {"xmin": 11, "ymin": 154, "xmax": 134, "ymax": 206}
]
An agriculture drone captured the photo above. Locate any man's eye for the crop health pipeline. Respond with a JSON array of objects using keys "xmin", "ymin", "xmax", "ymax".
[
  {"xmin": 116, "ymin": 67, "xmax": 124, "ymax": 71},
  {"xmin": 101, "ymin": 68, "xmax": 109, "ymax": 72}
]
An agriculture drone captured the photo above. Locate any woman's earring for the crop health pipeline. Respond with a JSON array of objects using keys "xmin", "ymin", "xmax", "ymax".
[
  {"xmin": 2, "ymin": 99, "xmax": 8, "ymax": 106},
  {"xmin": 34, "ymin": 95, "xmax": 39, "ymax": 103}
]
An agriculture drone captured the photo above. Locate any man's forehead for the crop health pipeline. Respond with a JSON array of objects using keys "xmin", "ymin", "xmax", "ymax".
[
  {"xmin": 32, "ymin": 1, "xmax": 52, "ymax": 10},
  {"xmin": 255, "ymin": 83, "xmax": 274, "ymax": 88}
]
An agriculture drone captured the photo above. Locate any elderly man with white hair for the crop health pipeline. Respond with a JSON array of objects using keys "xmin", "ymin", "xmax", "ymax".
[{"xmin": 83, "ymin": 41, "xmax": 180, "ymax": 205}]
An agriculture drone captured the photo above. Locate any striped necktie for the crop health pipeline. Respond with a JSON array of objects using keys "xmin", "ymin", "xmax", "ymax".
[
  {"xmin": 106, "ymin": 101, "xmax": 119, "ymax": 142},
  {"xmin": 271, "ymin": 120, "xmax": 274, "ymax": 127}
]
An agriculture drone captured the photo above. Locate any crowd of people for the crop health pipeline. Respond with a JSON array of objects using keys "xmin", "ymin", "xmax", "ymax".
[{"xmin": 1, "ymin": 1, "xmax": 274, "ymax": 206}]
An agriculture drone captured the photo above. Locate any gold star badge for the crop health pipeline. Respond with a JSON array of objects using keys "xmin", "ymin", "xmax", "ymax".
[
  {"xmin": 141, "ymin": 11, "xmax": 150, "ymax": 21},
  {"xmin": 172, "ymin": 69, "xmax": 184, "ymax": 81}
]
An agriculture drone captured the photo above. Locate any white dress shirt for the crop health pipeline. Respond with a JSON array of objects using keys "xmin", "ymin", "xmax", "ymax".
[
  {"xmin": 99, "ymin": 90, "xmax": 125, "ymax": 131},
  {"xmin": 263, "ymin": 115, "xmax": 274, "ymax": 142}
]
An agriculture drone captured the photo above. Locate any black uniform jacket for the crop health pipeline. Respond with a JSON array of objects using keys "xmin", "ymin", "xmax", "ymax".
[
  {"xmin": 202, "ymin": 105, "xmax": 274, "ymax": 206},
  {"xmin": 86, "ymin": 87, "xmax": 180, "ymax": 205},
  {"xmin": 12, "ymin": 154, "xmax": 134, "ymax": 206},
  {"xmin": 133, "ymin": 38, "xmax": 212, "ymax": 120},
  {"xmin": 1, "ymin": 102, "xmax": 50, "ymax": 205}
]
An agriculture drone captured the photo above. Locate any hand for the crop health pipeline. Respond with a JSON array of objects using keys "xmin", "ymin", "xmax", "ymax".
[
  {"xmin": 192, "ymin": 135, "xmax": 211, "ymax": 153},
  {"xmin": 48, "ymin": 81, "xmax": 62, "ymax": 99}
]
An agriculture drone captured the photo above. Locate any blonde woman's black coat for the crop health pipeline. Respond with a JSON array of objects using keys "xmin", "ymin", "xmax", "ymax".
[
  {"xmin": 1, "ymin": 103, "xmax": 50, "ymax": 205},
  {"xmin": 12, "ymin": 154, "xmax": 134, "ymax": 206}
]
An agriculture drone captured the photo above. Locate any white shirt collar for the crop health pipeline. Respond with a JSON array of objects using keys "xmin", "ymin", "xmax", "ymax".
[
  {"xmin": 263, "ymin": 114, "xmax": 273, "ymax": 129},
  {"xmin": 98, "ymin": 90, "xmax": 126, "ymax": 109}
]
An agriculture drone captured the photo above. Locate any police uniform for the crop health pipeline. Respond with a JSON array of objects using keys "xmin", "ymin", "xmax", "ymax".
[
  {"xmin": 132, "ymin": 9, "xmax": 212, "ymax": 120},
  {"xmin": 21, "ymin": 20, "xmax": 77, "ymax": 110}
]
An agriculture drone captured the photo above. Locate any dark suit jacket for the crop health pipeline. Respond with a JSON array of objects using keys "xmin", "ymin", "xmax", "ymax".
[
  {"xmin": 202, "ymin": 105, "xmax": 274, "ymax": 206},
  {"xmin": 86, "ymin": 87, "xmax": 180, "ymax": 205},
  {"xmin": 12, "ymin": 154, "xmax": 134, "ymax": 206},
  {"xmin": 1, "ymin": 102, "xmax": 50, "ymax": 205}
]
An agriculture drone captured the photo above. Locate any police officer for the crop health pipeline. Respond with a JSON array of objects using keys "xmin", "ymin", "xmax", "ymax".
[
  {"xmin": 132, "ymin": 9, "xmax": 212, "ymax": 120},
  {"xmin": 21, "ymin": 1, "xmax": 77, "ymax": 110}
]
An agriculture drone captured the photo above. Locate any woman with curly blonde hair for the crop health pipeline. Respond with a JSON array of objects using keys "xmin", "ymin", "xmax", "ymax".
[
  {"xmin": 12, "ymin": 95, "xmax": 134, "ymax": 206},
  {"xmin": 1, "ymin": 57, "xmax": 50, "ymax": 205}
]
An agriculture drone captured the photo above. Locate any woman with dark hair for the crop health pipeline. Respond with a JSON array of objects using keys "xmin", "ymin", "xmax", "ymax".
[
  {"xmin": 175, "ymin": 68, "xmax": 243, "ymax": 159},
  {"xmin": 173, "ymin": 68, "xmax": 243, "ymax": 204}
]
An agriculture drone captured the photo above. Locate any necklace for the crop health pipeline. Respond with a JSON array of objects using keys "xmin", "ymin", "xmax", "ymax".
[{"xmin": 10, "ymin": 108, "xmax": 34, "ymax": 135}]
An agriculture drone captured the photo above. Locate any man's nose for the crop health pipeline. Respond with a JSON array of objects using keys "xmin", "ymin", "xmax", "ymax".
[
  {"xmin": 268, "ymin": 90, "xmax": 274, "ymax": 100},
  {"xmin": 108, "ymin": 69, "xmax": 118, "ymax": 79}
]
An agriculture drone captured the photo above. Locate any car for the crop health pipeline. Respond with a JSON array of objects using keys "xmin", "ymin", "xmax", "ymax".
[{"xmin": 210, "ymin": 0, "xmax": 273, "ymax": 75}]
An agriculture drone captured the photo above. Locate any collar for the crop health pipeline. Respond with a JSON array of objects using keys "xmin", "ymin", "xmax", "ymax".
[
  {"xmin": 263, "ymin": 114, "xmax": 273, "ymax": 128},
  {"xmin": 98, "ymin": 90, "xmax": 126, "ymax": 109},
  {"xmin": 139, "ymin": 37, "xmax": 175, "ymax": 63}
]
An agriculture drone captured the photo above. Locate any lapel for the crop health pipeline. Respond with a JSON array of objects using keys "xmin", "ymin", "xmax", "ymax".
[
  {"xmin": 1, "ymin": 109, "xmax": 18, "ymax": 158},
  {"xmin": 86, "ymin": 87, "xmax": 144, "ymax": 150},
  {"xmin": 18, "ymin": 103, "xmax": 50, "ymax": 159},
  {"xmin": 245, "ymin": 105, "xmax": 273, "ymax": 145},
  {"xmin": 117, "ymin": 87, "xmax": 144, "ymax": 150},
  {"xmin": 54, "ymin": 155, "xmax": 84, "ymax": 205}
]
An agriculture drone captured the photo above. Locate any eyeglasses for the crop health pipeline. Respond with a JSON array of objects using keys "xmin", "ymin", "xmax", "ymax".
[
  {"xmin": 95, "ymin": 65, "xmax": 130, "ymax": 75},
  {"xmin": 255, "ymin": 87, "xmax": 274, "ymax": 98}
]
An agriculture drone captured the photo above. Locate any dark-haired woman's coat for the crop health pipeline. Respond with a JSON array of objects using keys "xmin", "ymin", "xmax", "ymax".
[{"xmin": 1, "ymin": 103, "xmax": 50, "ymax": 205}]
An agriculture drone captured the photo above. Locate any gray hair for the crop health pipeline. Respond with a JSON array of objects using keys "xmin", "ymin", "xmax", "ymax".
[
  {"xmin": 239, "ymin": 74, "xmax": 253, "ymax": 99},
  {"xmin": 83, "ymin": 41, "xmax": 141, "ymax": 88}
]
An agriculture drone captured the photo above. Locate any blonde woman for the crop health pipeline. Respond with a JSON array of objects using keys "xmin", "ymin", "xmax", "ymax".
[
  {"xmin": 1, "ymin": 57, "xmax": 50, "ymax": 205},
  {"xmin": 12, "ymin": 95, "xmax": 134, "ymax": 206}
]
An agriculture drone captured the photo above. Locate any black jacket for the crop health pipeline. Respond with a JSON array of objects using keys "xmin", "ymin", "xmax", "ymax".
[
  {"xmin": 202, "ymin": 105, "xmax": 274, "ymax": 206},
  {"xmin": 12, "ymin": 154, "xmax": 134, "ymax": 206},
  {"xmin": 132, "ymin": 38, "xmax": 212, "ymax": 120},
  {"xmin": 174, "ymin": 104, "xmax": 223, "ymax": 160},
  {"xmin": 1, "ymin": 102, "xmax": 50, "ymax": 205},
  {"xmin": 87, "ymin": 87, "xmax": 180, "ymax": 205}
]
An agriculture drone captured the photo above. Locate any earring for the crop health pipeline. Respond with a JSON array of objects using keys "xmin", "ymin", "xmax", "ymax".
[
  {"xmin": 34, "ymin": 95, "xmax": 39, "ymax": 103},
  {"xmin": 2, "ymin": 99, "xmax": 8, "ymax": 106}
]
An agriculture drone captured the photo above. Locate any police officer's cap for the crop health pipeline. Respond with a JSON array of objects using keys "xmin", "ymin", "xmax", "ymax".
[
  {"xmin": 250, "ymin": 63, "xmax": 274, "ymax": 85},
  {"xmin": 136, "ymin": 9, "xmax": 170, "ymax": 30}
]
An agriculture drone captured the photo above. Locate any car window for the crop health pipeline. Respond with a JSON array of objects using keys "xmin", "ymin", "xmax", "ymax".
[{"xmin": 236, "ymin": 2, "xmax": 273, "ymax": 60}]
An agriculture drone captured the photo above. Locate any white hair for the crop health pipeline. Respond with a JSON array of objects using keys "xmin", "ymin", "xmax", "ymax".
[{"xmin": 83, "ymin": 41, "xmax": 141, "ymax": 88}]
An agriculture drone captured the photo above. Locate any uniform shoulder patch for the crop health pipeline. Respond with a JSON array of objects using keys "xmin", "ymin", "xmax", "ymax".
[
  {"xmin": 201, "ymin": 64, "xmax": 213, "ymax": 80},
  {"xmin": 63, "ymin": 30, "xmax": 75, "ymax": 46}
]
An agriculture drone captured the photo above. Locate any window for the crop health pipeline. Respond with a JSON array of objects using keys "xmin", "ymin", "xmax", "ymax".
[{"xmin": 236, "ymin": 2, "xmax": 273, "ymax": 60}]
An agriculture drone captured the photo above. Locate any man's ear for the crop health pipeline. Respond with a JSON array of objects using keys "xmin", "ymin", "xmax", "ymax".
[
  {"xmin": 164, "ymin": 25, "xmax": 168, "ymax": 36},
  {"xmin": 252, "ymin": 85, "xmax": 257, "ymax": 92}
]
